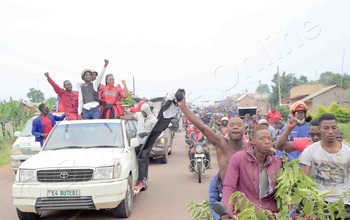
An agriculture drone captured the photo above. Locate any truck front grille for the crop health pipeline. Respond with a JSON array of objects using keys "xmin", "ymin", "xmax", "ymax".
[{"xmin": 37, "ymin": 169, "xmax": 94, "ymax": 182}]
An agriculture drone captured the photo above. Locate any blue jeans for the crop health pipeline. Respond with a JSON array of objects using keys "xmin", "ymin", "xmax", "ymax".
[
  {"xmin": 209, "ymin": 174, "xmax": 222, "ymax": 220},
  {"xmin": 83, "ymin": 106, "xmax": 100, "ymax": 119}
]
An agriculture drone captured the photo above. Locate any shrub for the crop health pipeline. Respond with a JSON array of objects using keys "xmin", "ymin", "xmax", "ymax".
[
  {"xmin": 276, "ymin": 106, "xmax": 289, "ymax": 121},
  {"xmin": 313, "ymin": 102, "xmax": 350, "ymax": 123}
]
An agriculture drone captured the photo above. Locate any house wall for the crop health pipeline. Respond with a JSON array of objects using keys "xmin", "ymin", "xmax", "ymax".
[{"xmin": 308, "ymin": 87, "xmax": 348, "ymax": 113}]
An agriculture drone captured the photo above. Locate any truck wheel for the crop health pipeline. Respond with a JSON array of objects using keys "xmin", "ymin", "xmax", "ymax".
[
  {"xmin": 16, "ymin": 208, "xmax": 40, "ymax": 220},
  {"xmin": 112, "ymin": 176, "xmax": 134, "ymax": 218},
  {"xmin": 160, "ymin": 146, "xmax": 169, "ymax": 164}
]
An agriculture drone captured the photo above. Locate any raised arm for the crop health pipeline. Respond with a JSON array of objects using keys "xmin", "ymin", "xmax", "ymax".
[
  {"xmin": 177, "ymin": 96, "xmax": 221, "ymax": 146},
  {"xmin": 275, "ymin": 115, "xmax": 297, "ymax": 152},
  {"xmin": 94, "ymin": 59, "xmax": 109, "ymax": 89},
  {"xmin": 44, "ymin": 72, "xmax": 64, "ymax": 96},
  {"xmin": 119, "ymin": 115, "xmax": 136, "ymax": 120},
  {"xmin": 120, "ymin": 80, "xmax": 131, "ymax": 98}
]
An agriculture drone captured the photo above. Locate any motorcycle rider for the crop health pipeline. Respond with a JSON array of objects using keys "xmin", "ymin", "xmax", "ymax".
[
  {"xmin": 218, "ymin": 117, "xmax": 229, "ymax": 135},
  {"xmin": 188, "ymin": 124, "xmax": 211, "ymax": 170}
]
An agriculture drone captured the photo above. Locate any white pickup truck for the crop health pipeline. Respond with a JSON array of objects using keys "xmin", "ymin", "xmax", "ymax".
[{"xmin": 12, "ymin": 119, "xmax": 140, "ymax": 219}]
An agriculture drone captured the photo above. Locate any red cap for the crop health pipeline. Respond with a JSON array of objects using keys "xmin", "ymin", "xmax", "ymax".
[{"xmin": 129, "ymin": 100, "xmax": 146, "ymax": 113}]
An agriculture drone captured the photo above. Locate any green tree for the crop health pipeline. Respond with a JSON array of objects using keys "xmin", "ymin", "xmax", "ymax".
[
  {"xmin": 299, "ymin": 75, "xmax": 308, "ymax": 84},
  {"xmin": 276, "ymin": 106, "xmax": 289, "ymax": 121},
  {"xmin": 269, "ymin": 72, "xmax": 300, "ymax": 106},
  {"xmin": 319, "ymin": 71, "xmax": 350, "ymax": 88},
  {"xmin": 27, "ymin": 88, "xmax": 45, "ymax": 103},
  {"xmin": 46, "ymin": 97, "xmax": 57, "ymax": 112},
  {"xmin": 0, "ymin": 98, "xmax": 33, "ymax": 139},
  {"xmin": 256, "ymin": 83, "xmax": 270, "ymax": 94}
]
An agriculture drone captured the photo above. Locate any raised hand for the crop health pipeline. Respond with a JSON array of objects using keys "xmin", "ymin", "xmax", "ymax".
[
  {"xmin": 121, "ymin": 80, "xmax": 126, "ymax": 87},
  {"xmin": 287, "ymin": 112, "xmax": 298, "ymax": 129},
  {"xmin": 44, "ymin": 72, "xmax": 49, "ymax": 78},
  {"xmin": 104, "ymin": 59, "xmax": 109, "ymax": 67}
]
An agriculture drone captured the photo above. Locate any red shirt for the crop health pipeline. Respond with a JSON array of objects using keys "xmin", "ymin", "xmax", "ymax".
[
  {"xmin": 41, "ymin": 115, "xmax": 52, "ymax": 142},
  {"xmin": 294, "ymin": 138, "xmax": 312, "ymax": 153},
  {"xmin": 267, "ymin": 111, "xmax": 282, "ymax": 123},
  {"xmin": 47, "ymin": 77, "xmax": 79, "ymax": 120}
]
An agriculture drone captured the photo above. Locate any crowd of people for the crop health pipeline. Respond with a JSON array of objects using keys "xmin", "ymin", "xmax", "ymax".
[
  {"xmin": 31, "ymin": 65, "xmax": 349, "ymax": 218},
  {"xmin": 179, "ymin": 99, "xmax": 349, "ymax": 219}
]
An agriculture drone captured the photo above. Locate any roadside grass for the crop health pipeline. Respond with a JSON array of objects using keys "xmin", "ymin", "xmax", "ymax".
[
  {"xmin": 338, "ymin": 122, "xmax": 350, "ymax": 144},
  {"xmin": 0, "ymin": 141, "xmax": 12, "ymax": 166}
]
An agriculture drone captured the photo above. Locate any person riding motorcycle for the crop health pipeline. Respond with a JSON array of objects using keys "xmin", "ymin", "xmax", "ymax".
[{"xmin": 188, "ymin": 125, "xmax": 211, "ymax": 170}]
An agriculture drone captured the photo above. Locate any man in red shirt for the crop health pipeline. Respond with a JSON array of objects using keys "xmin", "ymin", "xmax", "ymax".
[
  {"xmin": 267, "ymin": 106, "xmax": 282, "ymax": 123},
  {"xmin": 44, "ymin": 72, "xmax": 79, "ymax": 120}
]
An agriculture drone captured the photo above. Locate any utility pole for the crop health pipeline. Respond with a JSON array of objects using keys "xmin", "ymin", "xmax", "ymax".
[
  {"xmin": 132, "ymin": 76, "xmax": 135, "ymax": 97},
  {"xmin": 277, "ymin": 66, "xmax": 282, "ymax": 106},
  {"xmin": 259, "ymin": 80, "xmax": 262, "ymax": 100},
  {"xmin": 340, "ymin": 49, "xmax": 345, "ymax": 103}
]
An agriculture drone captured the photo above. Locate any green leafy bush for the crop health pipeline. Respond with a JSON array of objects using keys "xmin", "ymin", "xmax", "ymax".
[
  {"xmin": 310, "ymin": 102, "xmax": 350, "ymax": 123},
  {"xmin": 276, "ymin": 106, "xmax": 290, "ymax": 121},
  {"xmin": 187, "ymin": 200, "xmax": 213, "ymax": 220}
]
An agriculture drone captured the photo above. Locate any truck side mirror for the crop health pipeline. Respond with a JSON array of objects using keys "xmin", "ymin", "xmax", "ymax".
[
  {"xmin": 31, "ymin": 142, "xmax": 41, "ymax": 152},
  {"xmin": 14, "ymin": 131, "xmax": 21, "ymax": 137},
  {"xmin": 130, "ymin": 137, "xmax": 140, "ymax": 148}
]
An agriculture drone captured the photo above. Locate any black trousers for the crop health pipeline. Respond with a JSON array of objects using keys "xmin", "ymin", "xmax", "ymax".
[{"xmin": 136, "ymin": 146, "xmax": 152, "ymax": 182}]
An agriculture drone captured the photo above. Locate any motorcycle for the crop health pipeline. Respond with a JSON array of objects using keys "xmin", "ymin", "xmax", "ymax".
[{"xmin": 185, "ymin": 137, "xmax": 210, "ymax": 183}]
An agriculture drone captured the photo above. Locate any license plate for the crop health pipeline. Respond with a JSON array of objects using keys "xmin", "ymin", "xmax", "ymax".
[
  {"xmin": 48, "ymin": 189, "xmax": 80, "ymax": 197},
  {"xmin": 195, "ymin": 154, "xmax": 205, "ymax": 157}
]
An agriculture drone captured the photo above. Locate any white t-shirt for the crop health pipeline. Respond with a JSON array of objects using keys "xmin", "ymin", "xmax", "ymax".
[
  {"xmin": 133, "ymin": 112, "xmax": 144, "ymax": 135},
  {"xmin": 299, "ymin": 141, "xmax": 350, "ymax": 204},
  {"xmin": 133, "ymin": 112, "xmax": 157, "ymax": 144}
]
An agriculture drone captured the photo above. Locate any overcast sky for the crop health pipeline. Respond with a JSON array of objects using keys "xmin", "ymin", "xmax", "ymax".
[{"xmin": 1, "ymin": 0, "xmax": 349, "ymax": 105}]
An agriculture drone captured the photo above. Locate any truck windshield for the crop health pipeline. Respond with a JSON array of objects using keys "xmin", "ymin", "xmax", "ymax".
[
  {"xmin": 44, "ymin": 123, "xmax": 124, "ymax": 150},
  {"xmin": 20, "ymin": 117, "xmax": 34, "ymax": 137}
]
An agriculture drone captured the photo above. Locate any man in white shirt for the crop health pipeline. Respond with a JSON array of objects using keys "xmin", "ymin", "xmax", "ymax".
[
  {"xmin": 299, "ymin": 113, "xmax": 350, "ymax": 217},
  {"xmin": 120, "ymin": 103, "xmax": 157, "ymax": 190},
  {"xmin": 78, "ymin": 59, "xmax": 108, "ymax": 119}
]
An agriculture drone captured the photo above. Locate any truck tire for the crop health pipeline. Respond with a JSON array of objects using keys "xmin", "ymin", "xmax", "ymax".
[
  {"xmin": 112, "ymin": 176, "xmax": 134, "ymax": 218},
  {"xmin": 16, "ymin": 208, "xmax": 40, "ymax": 220}
]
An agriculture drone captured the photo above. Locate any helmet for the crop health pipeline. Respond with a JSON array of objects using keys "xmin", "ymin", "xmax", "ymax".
[
  {"xmin": 91, "ymin": 69, "xmax": 98, "ymax": 76},
  {"xmin": 290, "ymin": 101, "xmax": 307, "ymax": 113},
  {"xmin": 221, "ymin": 117, "xmax": 228, "ymax": 122},
  {"xmin": 81, "ymin": 69, "xmax": 92, "ymax": 80}
]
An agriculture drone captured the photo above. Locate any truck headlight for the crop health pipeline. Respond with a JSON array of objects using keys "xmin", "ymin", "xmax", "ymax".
[
  {"xmin": 159, "ymin": 138, "xmax": 165, "ymax": 144},
  {"xmin": 12, "ymin": 146, "xmax": 22, "ymax": 155},
  {"xmin": 94, "ymin": 166, "xmax": 114, "ymax": 180},
  {"xmin": 113, "ymin": 162, "xmax": 121, "ymax": 179},
  {"xmin": 18, "ymin": 169, "xmax": 36, "ymax": 182}
]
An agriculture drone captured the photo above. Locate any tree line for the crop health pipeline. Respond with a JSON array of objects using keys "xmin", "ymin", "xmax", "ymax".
[{"xmin": 256, "ymin": 71, "xmax": 350, "ymax": 106}]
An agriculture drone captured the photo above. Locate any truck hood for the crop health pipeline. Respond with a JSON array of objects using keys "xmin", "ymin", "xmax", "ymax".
[{"xmin": 20, "ymin": 148, "xmax": 126, "ymax": 169}]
